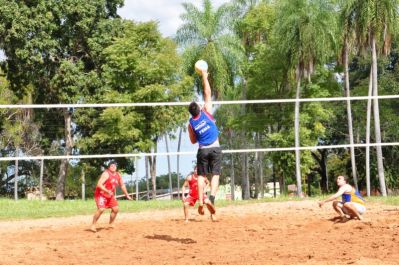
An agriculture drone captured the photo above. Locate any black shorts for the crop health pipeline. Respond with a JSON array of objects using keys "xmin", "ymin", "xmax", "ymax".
[{"xmin": 196, "ymin": 147, "xmax": 222, "ymax": 176}]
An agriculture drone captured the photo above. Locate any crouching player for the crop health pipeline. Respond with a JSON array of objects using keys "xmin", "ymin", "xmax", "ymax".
[
  {"xmin": 318, "ymin": 175, "xmax": 366, "ymax": 221},
  {"xmin": 182, "ymin": 167, "xmax": 216, "ymax": 222}
]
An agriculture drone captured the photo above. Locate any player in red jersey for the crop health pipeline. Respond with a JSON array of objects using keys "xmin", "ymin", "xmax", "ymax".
[
  {"xmin": 182, "ymin": 167, "xmax": 216, "ymax": 222},
  {"xmin": 90, "ymin": 161, "xmax": 132, "ymax": 232}
]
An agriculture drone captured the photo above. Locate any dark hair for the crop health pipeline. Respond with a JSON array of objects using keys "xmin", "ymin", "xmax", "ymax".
[
  {"xmin": 338, "ymin": 175, "xmax": 348, "ymax": 182},
  {"xmin": 108, "ymin": 160, "xmax": 117, "ymax": 167},
  {"xmin": 188, "ymin": 101, "xmax": 200, "ymax": 116}
]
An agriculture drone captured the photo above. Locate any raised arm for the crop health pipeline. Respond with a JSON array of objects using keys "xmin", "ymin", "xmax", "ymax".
[{"xmin": 201, "ymin": 70, "xmax": 212, "ymax": 113}]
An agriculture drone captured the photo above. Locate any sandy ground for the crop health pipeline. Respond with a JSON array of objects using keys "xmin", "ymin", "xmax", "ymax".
[{"xmin": 0, "ymin": 200, "xmax": 398, "ymax": 265}]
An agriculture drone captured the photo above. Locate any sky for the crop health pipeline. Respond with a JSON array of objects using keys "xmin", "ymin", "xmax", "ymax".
[
  {"xmin": 118, "ymin": 0, "xmax": 230, "ymax": 37},
  {"xmin": 117, "ymin": 0, "xmax": 230, "ymax": 181}
]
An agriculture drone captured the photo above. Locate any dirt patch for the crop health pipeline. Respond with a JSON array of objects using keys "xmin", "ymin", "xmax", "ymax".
[{"xmin": 0, "ymin": 200, "xmax": 398, "ymax": 265}]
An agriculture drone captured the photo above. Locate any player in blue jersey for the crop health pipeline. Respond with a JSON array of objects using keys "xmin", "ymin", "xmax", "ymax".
[
  {"xmin": 188, "ymin": 69, "xmax": 221, "ymax": 221},
  {"xmin": 318, "ymin": 175, "xmax": 366, "ymax": 221}
]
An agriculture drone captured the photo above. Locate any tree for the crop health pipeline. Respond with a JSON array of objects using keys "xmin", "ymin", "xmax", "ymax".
[
  {"xmin": 274, "ymin": 0, "xmax": 336, "ymax": 196},
  {"xmin": 339, "ymin": 0, "xmax": 360, "ymax": 189},
  {"xmin": 176, "ymin": 0, "xmax": 244, "ymax": 98},
  {"xmin": 0, "ymin": 0, "xmax": 124, "ymax": 200},
  {"xmin": 348, "ymin": 0, "xmax": 399, "ymax": 196}
]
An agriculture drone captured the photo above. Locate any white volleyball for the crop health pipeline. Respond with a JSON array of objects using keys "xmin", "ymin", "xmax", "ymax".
[{"xmin": 194, "ymin": 60, "xmax": 208, "ymax": 75}]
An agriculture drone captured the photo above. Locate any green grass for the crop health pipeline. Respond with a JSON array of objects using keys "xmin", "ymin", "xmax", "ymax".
[{"xmin": 0, "ymin": 195, "xmax": 398, "ymax": 221}]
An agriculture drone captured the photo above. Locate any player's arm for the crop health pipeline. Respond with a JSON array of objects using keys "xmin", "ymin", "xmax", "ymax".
[
  {"xmin": 318, "ymin": 186, "xmax": 348, "ymax": 207},
  {"xmin": 201, "ymin": 70, "xmax": 212, "ymax": 113},
  {"xmin": 188, "ymin": 124, "xmax": 197, "ymax": 144},
  {"xmin": 119, "ymin": 176, "xmax": 133, "ymax": 200},
  {"xmin": 96, "ymin": 171, "xmax": 113, "ymax": 196}
]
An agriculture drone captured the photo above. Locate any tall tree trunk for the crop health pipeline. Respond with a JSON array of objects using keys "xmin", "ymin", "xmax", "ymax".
[
  {"xmin": 366, "ymin": 68, "xmax": 372, "ymax": 197},
  {"xmin": 311, "ymin": 150, "xmax": 328, "ymax": 193},
  {"xmin": 243, "ymin": 153, "xmax": 250, "ymax": 199},
  {"xmin": 256, "ymin": 133, "xmax": 264, "ymax": 198},
  {"xmin": 56, "ymin": 108, "xmax": 73, "ymax": 200},
  {"xmin": 145, "ymin": 156, "xmax": 150, "ymax": 199},
  {"xmin": 294, "ymin": 68, "xmax": 303, "ymax": 196},
  {"xmin": 165, "ymin": 134, "xmax": 173, "ymax": 200},
  {"xmin": 14, "ymin": 148, "xmax": 19, "ymax": 201},
  {"xmin": 272, "ymin": 163, "xmax": 277, "ymax": 198},
  {"xmin": 228, "ymin": 130, "xmax": 235, "ymax": 201},
  {"xmin": 176, "ymin": 128, "xmax": 182, "ymax": 199},
  {"xmin": 240, "ymin": 79, "xmax": 250, "ymax": 199},
  {"xmin": 81, "ymin": 165, "xmax": 85, "ymax": 200},
  {"xmin": 149, "ymin": 138, "xmax": 158, "ymax": 199},
  {"xmin": 39, "ymin": 159, "xmax": 44, "ymax": 200},
  {"xmin": 371, "ymin": 34, "xmax": 387, "ymax": 196},
  {"xmin": 135, "ymin": 158, "xmax": 139, "ymax": 201},
  {"xmin": 344, "ymin": 38, "xmax": 358, "ymax": 190}
]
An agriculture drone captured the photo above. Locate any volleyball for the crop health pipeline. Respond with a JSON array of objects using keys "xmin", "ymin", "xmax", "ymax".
[{"xmin": 194, "ymin": 60, "xmax": 208, "ymax": 75}]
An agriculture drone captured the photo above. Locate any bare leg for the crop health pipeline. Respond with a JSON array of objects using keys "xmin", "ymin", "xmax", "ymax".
[
  {"xmin": 209, "ymin": 175, "xmax": 219, "ymax": 205},
  {"xmin": 343, "ymin": 203, "xmax": 363, "ymax": 220},
  {"xmin": 332, "ymin": 201, "xmax": 345, "ymax": 217},
  {"xmin": 91, "ymin": 208, "xmax": 105, "ymax": 232},
  {"xmin": 109, "ymin": 206, "xmax": 119, "ymax": 228},
  {"xmin": 183, "ymin": 203, "xmax": 190, "ymax": 223},
  {"xmin": 198, "ymin": 175, "xmax": 205, "ymax": 207}
]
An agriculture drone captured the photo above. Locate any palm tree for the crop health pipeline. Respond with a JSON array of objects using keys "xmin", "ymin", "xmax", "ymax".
[
  {"xmin": 351, "ymin": 0, "xmax": 399, "ymax": 196},
  {"xmin": 274, "ymin": 0, "xmax": 336, "ymax": 196},
  {"xmin": 339, "ymin": 0, "xmax": 359, "ymax": 190},
  {"xmin": 176, "ymin": 0, "xmax": 244, "ymax": 98}
]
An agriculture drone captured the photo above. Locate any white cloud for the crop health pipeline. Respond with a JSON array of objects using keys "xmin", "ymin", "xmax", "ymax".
[{"xmin": 118, "ymin": 0, "xmax": 230, "ymax": 37}]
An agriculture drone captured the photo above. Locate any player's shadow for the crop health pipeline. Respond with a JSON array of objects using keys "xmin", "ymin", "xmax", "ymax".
[
  {"xmin": 145, "ymin": 234, "xmax": 197, "ymax": 244},
  {"xmin": 171, "ymin": 218, "xmax": 203, "ymax": 222},
  {"xmin": 328, "ymin": 216, "xmax": 350, "ymax": 224},
  {"xmin": 85, "ymin": 227, "xmax": 106, "ymax": 233}
]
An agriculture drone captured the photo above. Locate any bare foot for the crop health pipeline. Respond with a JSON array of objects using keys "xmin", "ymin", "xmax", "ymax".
[
  {"xmin": 90, "ymin": 225, "xmax": 97, "ymax": 232},
  {"xmin": 210, "ymin": 214, "xmax": 217, "ymax": 222},
  {"xmin": 108, "ymin": 224, "xmax": 115, "ymax": 229},
  {"xmin": 184, "ymin": 219, "xmax": 189, "ymax": 223}
]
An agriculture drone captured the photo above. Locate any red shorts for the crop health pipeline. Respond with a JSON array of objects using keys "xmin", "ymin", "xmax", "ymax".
[
  {"xmin": 184, "ymin": 194, "xmax": 208, "ymax": 206},
  {"xmin": 95, "ymin": 194, "xmax": 118, "ymax": 209}
]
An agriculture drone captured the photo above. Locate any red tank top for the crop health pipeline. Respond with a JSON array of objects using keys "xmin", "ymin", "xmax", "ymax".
[
  {"xmin": 95, "ymin": 169, "xmax": 121, "ymax": 198},
  {"xmin": 188, "ymin": 174, "xmax": 199, "ymax": 197}
]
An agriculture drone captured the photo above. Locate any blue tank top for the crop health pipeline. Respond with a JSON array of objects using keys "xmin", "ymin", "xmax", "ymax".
[{"xmin": 189, "ymin": 110, "xmax": 219, "ymax": 146}]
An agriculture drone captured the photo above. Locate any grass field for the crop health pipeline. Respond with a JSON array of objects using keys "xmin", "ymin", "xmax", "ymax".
[{"xmin": 0, "ymin": 195, "xmax": 398, "ymax": 220}]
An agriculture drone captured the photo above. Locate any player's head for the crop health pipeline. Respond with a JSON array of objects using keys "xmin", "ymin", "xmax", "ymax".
[
  {"xmin": 188, "ymin": 101, "xmax": 200, "ymax": 117},
  {"xmin": 336, "ymin": 175, "xmax": 347, "ymax": 186},
  {"xmin": 108, "ymin": 160, "xmax": 117, "ymax": 171}
]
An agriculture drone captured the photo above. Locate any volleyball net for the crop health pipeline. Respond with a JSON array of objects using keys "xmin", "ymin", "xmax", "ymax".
[{"xmin": 2, "ymin": 94, "xmax": 399, "ymax": 199}]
